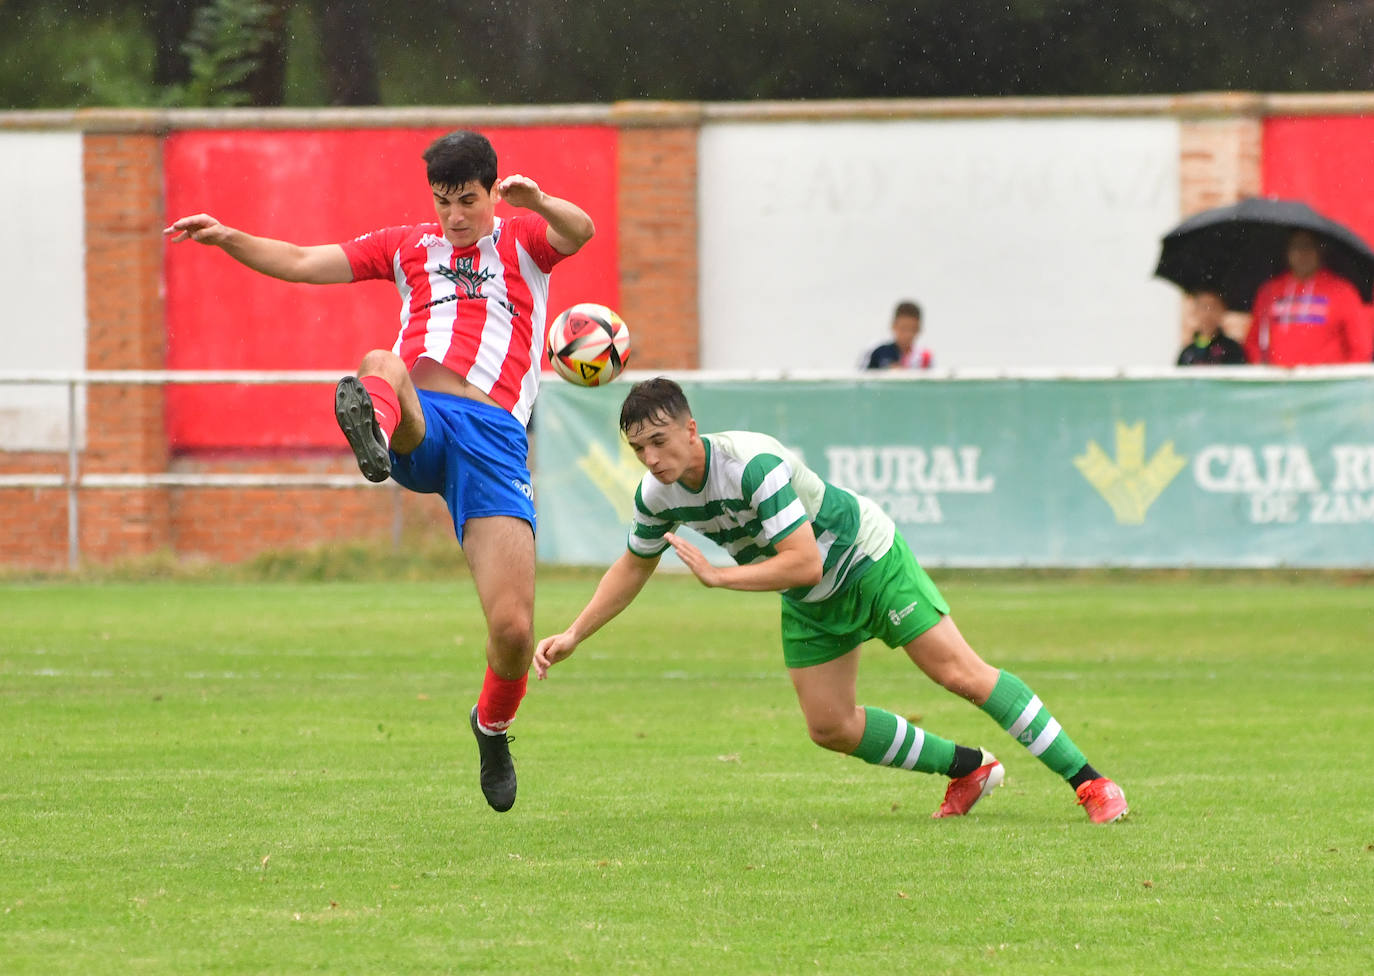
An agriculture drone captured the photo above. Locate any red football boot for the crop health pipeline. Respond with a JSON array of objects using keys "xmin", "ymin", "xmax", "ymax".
[
  {"xmin": 932, "ymin": 750, "xmax": 1004, "ymax": 819},
  {"xmin": 1075, "ymin": 777, "xmax": 1129, "ymax": 824}
]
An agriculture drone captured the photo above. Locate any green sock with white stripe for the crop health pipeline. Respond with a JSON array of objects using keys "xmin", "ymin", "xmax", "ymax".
[
  {"xmin": 980, "ymin": 670, "xmax": 1087, "ymax": 780},
  {"xmin": 849, "ymin": 706, "xmax": 955, "ymax": 775}
]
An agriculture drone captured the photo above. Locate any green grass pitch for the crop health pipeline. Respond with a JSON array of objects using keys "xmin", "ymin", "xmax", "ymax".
[{"xmin": 1, "ymin": 574, "xmax": 1371, "ymax": 974}]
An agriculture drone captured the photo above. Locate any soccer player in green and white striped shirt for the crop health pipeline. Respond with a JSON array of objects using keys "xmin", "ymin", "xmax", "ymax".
[{"xmin": 534, "ymin": 378, "xmax": 1128, "ymax": 823}]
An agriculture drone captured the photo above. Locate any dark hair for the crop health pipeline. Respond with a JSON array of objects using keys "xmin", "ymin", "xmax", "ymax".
[
  {"xmin": 422, "ymin": 130, "xmax": 498, "ymax": 192},
  {"xmin": 620, "ymin": 377, "xmax": 692, "ymax": 434},
  {"xmin": 894, "ymin": 300, "xmax": 922, "ymax": 320}
]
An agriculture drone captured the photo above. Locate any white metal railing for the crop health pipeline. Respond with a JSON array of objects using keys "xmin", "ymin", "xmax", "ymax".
[{"xmin": 0, "ymin": 370, "xmax": 394, "ymax": 569}]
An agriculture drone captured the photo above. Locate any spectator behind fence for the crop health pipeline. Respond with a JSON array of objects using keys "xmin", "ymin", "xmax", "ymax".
[
  {"xmin": 1244, "ymin": 229, "xmax": 1374, "ymax": 365},
  {"xmin": 864, "ymin": 301, "xmax": 934, "ymax": 370},
  {"xmin": 1177, "ymin": 288, "xmax": 1246, "ymax": 365}
]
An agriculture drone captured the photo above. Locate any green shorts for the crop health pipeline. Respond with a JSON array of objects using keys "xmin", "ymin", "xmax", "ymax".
[{"xmin": 779, "ymin": 533, "xmax": 950, "ymax": 669}]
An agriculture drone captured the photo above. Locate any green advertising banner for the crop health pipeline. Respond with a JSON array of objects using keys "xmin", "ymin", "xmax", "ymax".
[{"xmin": 534, "ymin": 373, "xmax": 1374, "ymax": 568}]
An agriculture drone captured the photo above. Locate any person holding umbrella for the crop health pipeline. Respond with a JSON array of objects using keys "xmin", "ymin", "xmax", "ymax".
[
  {"xmin": 1155, "ymin": 198, "xmax": 1374, "ymax": 366},
  {"xmin": 1245, "ymin": 229, "xmax": 1374, "ymax": 365}
]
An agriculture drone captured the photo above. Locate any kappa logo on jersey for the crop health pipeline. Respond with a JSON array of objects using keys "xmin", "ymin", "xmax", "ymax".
[
  {"xmin": 887, "ymin": 601, "xmax": 918, "ymax": 626},
  {"xmin": 416, "ymin": 232, "xmax": 446, "ymax": 249},
  {"xmin": 436, "ymin": 257, "xmax": 495, "ymax": 299}
]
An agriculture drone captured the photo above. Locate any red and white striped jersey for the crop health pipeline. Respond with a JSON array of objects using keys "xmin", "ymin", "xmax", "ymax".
[{"xmin": 340, "ymin": 214, "xmax": 567, "ymax": 426}]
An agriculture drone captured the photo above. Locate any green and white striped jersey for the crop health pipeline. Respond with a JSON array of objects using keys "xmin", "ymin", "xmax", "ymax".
[{"xmin": 627, "ymin": 430, "xmax": 895, "ymax": 604}]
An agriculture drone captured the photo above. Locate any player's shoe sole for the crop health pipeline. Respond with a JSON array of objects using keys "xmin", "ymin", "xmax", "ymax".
[
  {"xmin": 469, "ymin": 705, "xmax": 517, "ymax": 813},
  {"xmin": 334, "ymin": 375, "xmax": 391, "ymax": 483},
  {"xmin": 932, "ymin": 751, "xmax": 1004, "ymax": 818}
]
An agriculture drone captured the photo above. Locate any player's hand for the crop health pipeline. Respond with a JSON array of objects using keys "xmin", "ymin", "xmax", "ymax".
[
  {"xmin": 163, "ymin": 213, "xmax": 231, "ymax": 245},
  {"xmin": 533, "ymin": 630, "xmax": 578, "ymax": 680},
  {"xmin": 497, "ymin": 174, "xmax": 544, "ymax": 210},
  {"xmin": 665, "ymin": 532, "xmax": 723, "ymax": 587}
]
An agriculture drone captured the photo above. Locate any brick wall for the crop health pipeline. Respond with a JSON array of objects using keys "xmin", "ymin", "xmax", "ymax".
[
  {"xmin": 80, "ymin": 133, "xmax": 172, "ymax": 564},
  {"xmin": 1, "ymin": 444, "xmax": 66, "ymax": 569},
  {"xmin": 616, "ymin": 119, "xmax": 700, "ymax": 369},
  {"xmin": 1179, "ymin": 117, "xmax": 1263, "ymax": 218},
  {"xmin": 171, "ymin": 484, "xmax": 396, "ymax": 562},
  {"xmin": 1, "ymin": 483, "xmax": 69, "ymax": 570},
  {"xmin": 1177, "ymin": 117, "xmax": 1264, "ymax": 344},
  {"xmin": 166, "ymin": 454, "xmax": 449, "ymax": 562}
]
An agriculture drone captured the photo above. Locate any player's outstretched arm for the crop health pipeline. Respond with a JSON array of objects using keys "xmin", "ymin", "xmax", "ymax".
[
  {"xmin": 163, "ymin": 213, "xmax": 354, "ymax": 284},
  {"xmin": 497, "ymin": 175, "xmax": 595, "ymax": 256},
  {"xmin": 533, "ymin": 549, "xmax": 659, "ymax": 679},
  {"xmin": 667, "ymin": 522, "xmax": 823, "ymax": 592}
]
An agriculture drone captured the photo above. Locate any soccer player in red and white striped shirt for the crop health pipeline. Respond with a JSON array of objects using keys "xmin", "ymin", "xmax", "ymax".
[{"xmin": 166, "ymin": 130, "xmax": 595, "ymax": 812}]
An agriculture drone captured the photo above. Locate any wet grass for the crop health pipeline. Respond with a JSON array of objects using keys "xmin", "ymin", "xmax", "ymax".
[{"xmin": 1, "ymin": 574, "xmax": 1370, "ymax": 974}]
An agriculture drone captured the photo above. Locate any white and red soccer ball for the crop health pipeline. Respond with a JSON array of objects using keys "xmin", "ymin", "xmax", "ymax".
[{"xmin": 545, "ymin": 303, "xmax": 631, "ymax": 387}]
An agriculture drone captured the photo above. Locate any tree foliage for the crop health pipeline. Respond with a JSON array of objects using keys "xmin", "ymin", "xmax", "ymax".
[
  {"xmin": 1, "ymin": 0, "xmax": 1371, "ymax": 109},
  {"xmin": 176, "ymin": 0, "xmax": 278, "ymax": 107}
]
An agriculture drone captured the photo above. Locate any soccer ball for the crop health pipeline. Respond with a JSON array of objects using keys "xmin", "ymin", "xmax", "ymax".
[{"xmin": 545, "ymin": 303, "xmax": 631, "ymax": 387}]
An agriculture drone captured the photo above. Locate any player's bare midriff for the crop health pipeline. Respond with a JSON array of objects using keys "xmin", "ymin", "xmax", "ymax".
[{"xmin": 411, "ymin": 357, "xmax": 501, "ymax": 409}]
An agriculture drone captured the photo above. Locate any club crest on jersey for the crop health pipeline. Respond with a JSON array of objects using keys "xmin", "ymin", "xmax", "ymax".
[{"xmin": 435, "ymin": 257, "xmax": 495, "ymax": 299}]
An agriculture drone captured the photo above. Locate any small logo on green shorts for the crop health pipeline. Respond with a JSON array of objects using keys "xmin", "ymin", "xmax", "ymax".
[{"xmin": 888, "ymin": 601, "xmax": 918, "ymax": 626}]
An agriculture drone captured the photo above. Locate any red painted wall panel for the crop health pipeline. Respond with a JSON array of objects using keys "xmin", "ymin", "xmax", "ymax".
[
  {"xmin": 1262, "ymin": 116, "xmax": 1374, "ymax": 260},
  {"xmin": 163, "ymin": 127, "xmax": 618, "ymax": 449}
]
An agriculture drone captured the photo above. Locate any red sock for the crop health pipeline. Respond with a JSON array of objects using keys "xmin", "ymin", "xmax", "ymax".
[
  {"xmin": 476, "ymin": 667, "xmax": 528, "ymax": 733},
  {"xmin": 360, "ymin": 375, "xmax": 400, "ymax": 444}
]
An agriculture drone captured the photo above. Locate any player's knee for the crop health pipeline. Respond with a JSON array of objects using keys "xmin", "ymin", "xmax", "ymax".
[
  {"xmin": 357, "ymin": 349, "xmax": 406, "ymax": 383},
  {"xmin": 933, "ymin": 660, "xmax": 995, "ymax": 703},
  {"xmin": 486, "ymin": 607, "xmax": 534, "ymax": 655},
  {"xmin": 805, "ymin": 719, "xmax": 853, "ymax": 753}
]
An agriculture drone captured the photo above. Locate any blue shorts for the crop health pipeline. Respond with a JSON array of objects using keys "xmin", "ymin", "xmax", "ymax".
[{"xmin": 389, "ymin": 390, "xmax": 535, "ymax": 544}]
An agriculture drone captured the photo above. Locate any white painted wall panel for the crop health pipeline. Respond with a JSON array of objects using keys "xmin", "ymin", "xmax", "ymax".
[
  {"xmin": 698, "ymin": 118, "xmax": 1181, "ymax": 370},
  {"xmin": 0, "ymin": 132, "xmax": 86, "ymax": 450}
]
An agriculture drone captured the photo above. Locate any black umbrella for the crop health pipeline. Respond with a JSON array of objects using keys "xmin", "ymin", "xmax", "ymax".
[{"xmin": 1153, "ymin": 197, "xmax": 1374, "ymax": 310}]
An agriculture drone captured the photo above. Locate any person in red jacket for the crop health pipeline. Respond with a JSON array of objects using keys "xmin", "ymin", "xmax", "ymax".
[{"xmin": 1244, "ymin": 230, "xmax": 1374, "ymax": 365}]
